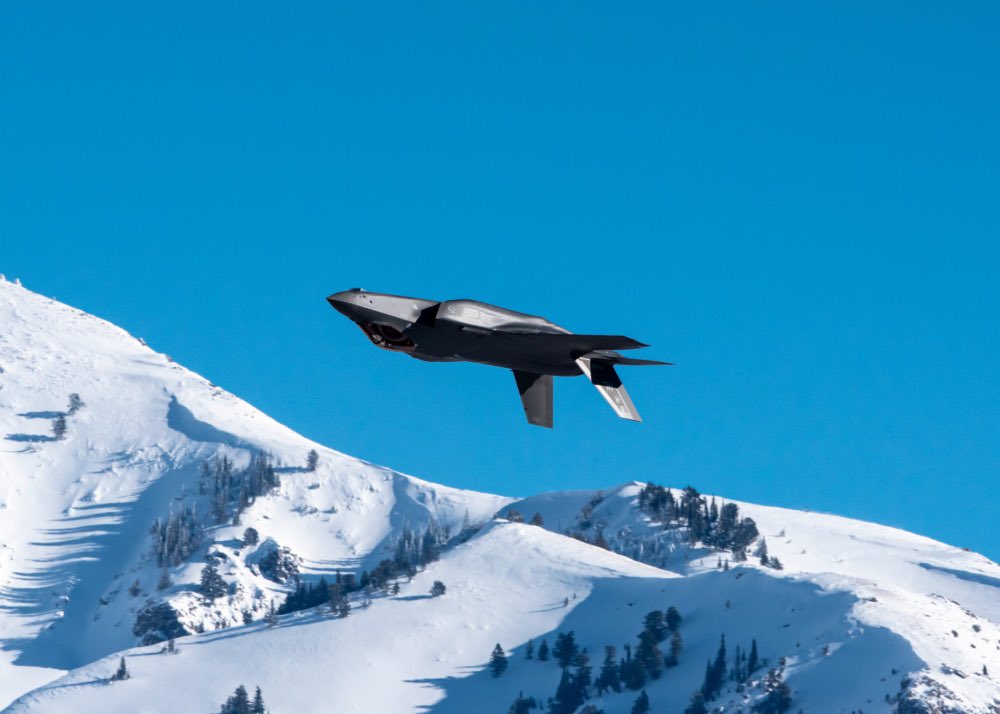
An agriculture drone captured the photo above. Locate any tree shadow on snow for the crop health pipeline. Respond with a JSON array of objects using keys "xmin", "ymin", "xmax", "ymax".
[
  {"xmin": 5, "ymin": 433, "xmax": 57, "ymax": 443},
  {"xmin": 0, "ymin": 460, "xmax": 208, "ymax": 671}
]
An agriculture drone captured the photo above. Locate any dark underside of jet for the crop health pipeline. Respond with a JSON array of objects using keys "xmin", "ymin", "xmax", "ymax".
[{"xmin": 327, "ymin": 289, "xmax": 671, "ymax": 427}]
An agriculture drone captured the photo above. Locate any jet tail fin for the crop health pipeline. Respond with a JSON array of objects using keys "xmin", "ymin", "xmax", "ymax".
[
  {"xmin": 513, "ymin": 371, "xmax": 553, "ymax": 428},
  {"xmin": 575, "ymin": 357, "xmax": 642, "ymax": 422}
]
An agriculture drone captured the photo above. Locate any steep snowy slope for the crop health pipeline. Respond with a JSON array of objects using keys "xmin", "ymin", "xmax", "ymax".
[
  {"xmin": 508, "ymin": 484, "xmax": 1000, "ymax": 711},
  {"xmin": 1, "ymin": 277, "xmax": 998, "ymax": 713},
  {"xmin": 0, "ymin": 278, "xmax": 507, "ymax": 706}
]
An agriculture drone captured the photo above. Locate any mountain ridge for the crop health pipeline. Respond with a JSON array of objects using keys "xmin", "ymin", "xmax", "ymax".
[{"xmin": 1, "ymin": 277, "xmax": 997, "ymax": 713}]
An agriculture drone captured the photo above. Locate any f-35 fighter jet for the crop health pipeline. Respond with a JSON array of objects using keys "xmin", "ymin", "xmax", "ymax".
[{"xmin": 327, "ymin": 289, "xmax": 671, "ymax": 428}]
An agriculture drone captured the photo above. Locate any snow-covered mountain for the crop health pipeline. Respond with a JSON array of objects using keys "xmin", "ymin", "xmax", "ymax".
[{"xmin": 0, "ymin": 277, "xmax": 997, "ymax": 714}]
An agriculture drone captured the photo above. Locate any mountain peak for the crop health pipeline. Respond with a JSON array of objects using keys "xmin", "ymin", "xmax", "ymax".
[{"xmin": 1, "ymin": 281, "xmax": 997, "ymax": 713}]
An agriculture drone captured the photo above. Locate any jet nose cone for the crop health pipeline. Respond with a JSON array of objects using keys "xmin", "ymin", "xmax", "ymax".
[{"xmin": 327, "ymin": 290, "xmax": 360, "ymax": 316}]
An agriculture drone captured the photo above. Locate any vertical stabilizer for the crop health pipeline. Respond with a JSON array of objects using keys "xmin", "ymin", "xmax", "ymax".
[
  {"xmin": 513, "ymin": 371, "xmax": 553, "ymax": 428},
  {"xmin": 575, "ymin": 357, "xmax": 641, "ymax": 422}
]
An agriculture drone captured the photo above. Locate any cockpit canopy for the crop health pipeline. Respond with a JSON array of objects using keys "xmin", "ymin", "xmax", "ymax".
[{"xmin": 437, "ymin": 300, "xmax": 568, "ymax": 334}]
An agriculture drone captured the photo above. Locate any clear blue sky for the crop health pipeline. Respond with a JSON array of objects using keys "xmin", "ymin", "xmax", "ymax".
[{"xmin": 2, "ymin": 3, "xmax": 998, "ymax": 560}]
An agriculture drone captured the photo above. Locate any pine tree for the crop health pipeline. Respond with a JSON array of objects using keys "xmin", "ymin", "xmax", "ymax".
[
  {"xmin": 553, "ymin": 631, "xmax": 578, "ymax": 668},
  {"xmin": 307, "ymin": 449, "xmax": 319, "ymax": 472},
  {"xmin": 525, "ymin": 638, "xmax": 534, "ymax": 659},
  {"xmin": 251, "ymin": 686, "xmax": 266, "ymax": 714},
  {"xmin": 666, "ymin": 630, "xmax": 683, "ymax": 667},
  {"xmin": 636, "ymin": 631, "xmax": 664, "ymax": 680},
  {"xmin": 490, "ymin": 643, "xmax": 508, "ymax": 677},
  {"xmin": 549, "ymin": 668, "xmax": 578, "ymax": 714},
  {"xmin": 699, "ymin": 635, "xmax": 728, "ymax": 700},
  {"xmin": 571, "ymin": 651, "xmax": 592, "ymax": 697},
  {"xmin": 755, "ymin": 537, "xmax": 769, "ymax": 566},
  {"xmin": 51, "ymin": 415, "xmax": 67, "ymax": 440},
  {"xmin": 595, "ymin": 645, "xmax": 621, "ymax": 695},
  {"xmin": 221, "ymin": 685, "xmax": 251, "ymax": 714},
  {"xmin": 200, "ymin": 563, "xmax": 227, "ymax": 600},
  {"xmin": 619, "ymin": 655, "xmax": 646, "ymax": 691},
  {"xmin": 665, "ymin": 605, "xmax": 682, "ymax": 632},
  {"xmin": 157, "ymin": 569, "xmax": 171, "ymax": 591},
  {"xmin": 538, "ymin": 638, "xmax": 550, "ymax": 661},
  {"xmin": 242, "ymin": 527, "xmax": 259, "ymax": 546},
  {"xmin": 630, "ymin": 690, "xmax": 650, "ymax": 714},
  {"xmin": 713, "ymin": 634, "xmax": 727, "ymax": 683},
  {"xmin": 642, "ymin": 610, "xmax": 668, "ymax": 643},
  {"xmin": 266, "ymin": 600, "xmax": 279, "ymax": 627},
  {"xmin": 747, "ymin": 638, "xmax": 759, "ymax": 675},
  {"xmin": 684, "ymin": 692, "xmax": 709, "ymax": 714},
  {"xmin": 530, "ymin": 512, "xmax": 545, "ymax": 526},
  {"xmin": 430, "ymin": 580, "xmax": 446, "ymax": 597},
  {"xmin": 700, "ymin": 660, "xmax": 715, "ymax": 700},
  {"xmin": 110, "ymin": 657, "xmax": 129, "ymax": 681}
]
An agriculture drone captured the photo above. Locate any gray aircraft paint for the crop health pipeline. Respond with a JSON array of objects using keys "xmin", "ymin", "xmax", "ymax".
[{"xmin": 327, "ymin": 289, "xmax": 670, "ymax": 428}]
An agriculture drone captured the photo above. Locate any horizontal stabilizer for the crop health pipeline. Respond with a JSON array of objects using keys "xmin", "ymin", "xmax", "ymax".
[
  {"xmin": 506, "ymin": 332, "xmax": 649, "ymax": 354},
  {"xmin": 575, "ymin": 357, "xmax": 642, "ymax": 422},
  {"xmin": 513, "ymin": 370, "xmax": 553, "ymax": 428},
  {"xmin": 612, "ymin": 357, "xmax": 673, "ymax": 366},
  {"xmin": 576, "ymin": 351, "xmax": 673, "ymax": 366}
]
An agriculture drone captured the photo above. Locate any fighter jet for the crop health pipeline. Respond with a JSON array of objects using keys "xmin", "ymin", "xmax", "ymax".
[{"xmin": 327, "ymin": 289, "xmax": 671, "ymax": 428}]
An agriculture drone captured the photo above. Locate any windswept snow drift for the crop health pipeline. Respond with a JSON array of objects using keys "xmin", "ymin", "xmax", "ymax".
[{"xmin": 0, "ymin": 278, "xmax": 998, "ymax": 713}]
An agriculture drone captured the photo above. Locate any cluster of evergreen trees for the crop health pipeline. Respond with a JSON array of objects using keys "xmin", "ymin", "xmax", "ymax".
[
  {"xmin": 150, "ymin": 453, "xmax": 281, "ymax": 571},
  {"xmin": 151, "ymin": 503, "xmax": 202, "ymax": 568},
  {"xmin": 637, "ymin": 483, "xmax": 760, "ymax": 558},
  {"xmin": 754, "ymin": 538, "xmax": 784, "ymax": 570},
  {"xmin": 392, "ymin": 519, "xmax": 451, "ymax": 570},
  {"xmin": 278, "ymin": 575, "xmax": 350, "ymax": 617},
  {"xmin": 681, "ymin": 634, "xmax": 788, "ymax": 713},
  {"xmin": 276, "ymin": 520, "xmax": 453, "ymax": 617},
  {"xmin": 614, "ymin": 607, "xmax": 684, "ymax": 692},
  {"xmin": 275, "ymin": 520, "xmax": 449, "ymax": 617},
  {"xmin": 751, "ymin": 667, "xmax": 792, "ymax": 714},
  {"xmin": 219, "ymin": 685, "xmax": 267, "ymax": 714},
  {"xmin": 502, "ymin": 608, "xmax": 683, "ymax": 714},
  {"xmin": 201, "ymin": 453, "xmax": 279, "ymax": 524}
]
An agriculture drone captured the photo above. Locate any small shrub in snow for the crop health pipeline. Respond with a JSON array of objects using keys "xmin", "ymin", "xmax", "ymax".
[
  {"xmin": 67, "ymin": 393, "xmax": 84, "ymax": 413},
  {"xmin": 507, "ymin": 693, "xmax": 538, "ymax": 714},
  {"xmin": 51, "ymin": 415, "xmax": 67, "ymax": 440}
]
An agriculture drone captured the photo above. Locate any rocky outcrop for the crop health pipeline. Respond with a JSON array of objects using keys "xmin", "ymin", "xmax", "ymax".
[{"xmin": 133, "ymin": 601, "xmax": 190, "ymax": 646}]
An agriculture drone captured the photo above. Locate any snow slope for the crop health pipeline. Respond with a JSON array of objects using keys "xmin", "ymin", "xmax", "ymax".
[
  {"xmin": 1, "ymin": 277, "xmax": 998, "ymax": 713},
  {"xmin": 0, "ymin": 278, "xmax": 507, "ymax": 704}
]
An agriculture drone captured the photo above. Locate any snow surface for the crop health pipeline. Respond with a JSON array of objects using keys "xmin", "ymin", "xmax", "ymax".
[{"xmin": 1, "ymin": 277, "xmax": 998, "ymax": 713}]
